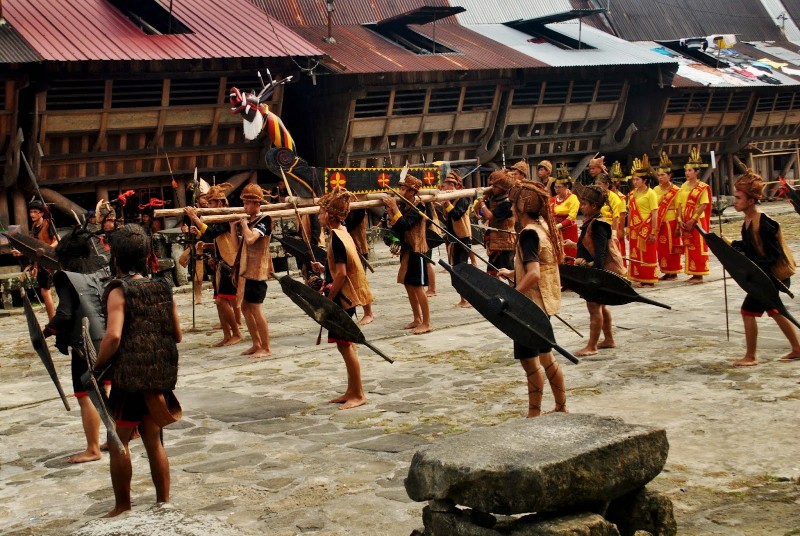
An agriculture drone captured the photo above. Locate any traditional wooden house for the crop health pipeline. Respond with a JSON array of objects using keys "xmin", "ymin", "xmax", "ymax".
[
  {"xmin": 248, "ymin": 0, "xmax": 678, "ymax": 185},
  {"xmin": 582, "ymin": 0, "xmax": 800, "ymax": 191},
  {"xmin": 0, "ymin": 0, "xmax": 321, "ymax": 228}
]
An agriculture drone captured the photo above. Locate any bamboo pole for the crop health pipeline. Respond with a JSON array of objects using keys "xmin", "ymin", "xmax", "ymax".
[
  {"xmin": 153, "ymin": 188, "xmax": 449, "ymax": 219},
  {"xmin": 197, "ymin": 188, "xmax": 486, "ymax": 224}
]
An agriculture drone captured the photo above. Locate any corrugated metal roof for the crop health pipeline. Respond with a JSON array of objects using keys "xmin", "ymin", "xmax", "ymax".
[
  {"xmin": 2, "ymin": 0, "xmax": 322, "ymax": 62},
  {"xmin": 299, "ymin": 24, "xmax": 546, "ymax": 73},
  {"xmin": 462, "ymin": 22, "xmax": 678, "ymax": 68},
  {"xmin": 748, "ymin": 40, "xmax": 800, "ymax": 65},
  {"xmin": 759, "ymin": 0, "xmax": 800, "ymax": 40},
  {"xmin": 0, "ymin": 19, "xmax": 41, "ymax": 63},
  {"xmin": 781, "ymin": 0, "xmax": 800, "ymax": 28},
  {"xmin": 604, "ymin": 0, "xmax": 784, "ymax": 42},
  {"xmin": 448, "ymin": 0, "xmax": 574, "ymax": 25},
  {"xmin": 630, "ymin": 41, "xmax": 800, "ymax": 87},
  {"xmin": 247, "ymin": 0, "xmax": 458, "ymax": 27}
]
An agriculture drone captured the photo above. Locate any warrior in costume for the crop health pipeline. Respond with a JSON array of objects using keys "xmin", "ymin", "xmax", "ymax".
[
  {"xmin": 654, "ymin": 152, "xmax": 683, "ymax": 280},
  {"xmin": 627, "ymin": 155, "xmax": 659, "ymax": 287},
  {"xmin": 536, "ymin": 159, "xmax": 553, "ymax": 187},
  {"xmin": 567, "ymin": 185, "xmax": 626, "ymax": 357},
  {"xmin": 237, "ymin": 183, "xmax": 274, "ymax": 357},
  {"xmin": 677, "ymin": 147, "xmax": 711, "ymax": 284},
  {"xmin": 344, "ymin": 206, "xmax": 375, "ymax": 325},
  {"xmin": 310, "ymin": 187, "xmax": 374, "ymax": 409},
  {"xmin": 510, "ymin": 159, "xmax": 530, "ymax": 182},
  {"xmin": 728, "ymin": 171, "xmax": 800, "ymax": 367},
  {"xmin": 497, "ymin": 182, "xmax": 567, "ymax": 417},
  {"xmin": 14, "ymin": 199, "xmax": 58, "ymax": 320},
  {"xmin": 592, "ymin": 157, "xmax": 626, "ymax": 268},
  {"xmin": 439, "ymin": 170, "xmax": 473, "ymax": 308},
  {"xmin": 43, "ymin": 227, "xmax": 111, "ymax": 463},
  {"xmin": 475, "ymin": 170, "xmax": 517, "ymax": 276},
  {"xmin": 184, "ymin": 183, "xmax": 243, "ymax": 347},
  {"xmin": 549, "ymin": 163, "xmax": 580, "ymax": 259},
  {"xmin": 609, "ymin": 161, "xmax": 629, "ymax": 266},
  {"xmin": 92, "ymin": 224, "xmax": 182, "ymax": 517},
  {"xmin": 381, "ymin": 175, "xmax": 432, "ymax": 335}
]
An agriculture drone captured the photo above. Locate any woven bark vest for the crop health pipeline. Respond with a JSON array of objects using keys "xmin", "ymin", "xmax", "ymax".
[
  {"xmin": 514, "ymin": 221, "xmax": 561, "ymax": 316},
  {"xmin": 328, "ymin": 227, "xmax": 373, "ymax": 308},
  {"xmin": 241, "ymin": 215, "xmax": 273, "ymax": 281},
  {"xmin": 107, "ymin": 277, "xmax": 178, "ymax": 392},
  {"xmin": 487, "ymin": 196, "xmax": 516, "ymax": 251}
]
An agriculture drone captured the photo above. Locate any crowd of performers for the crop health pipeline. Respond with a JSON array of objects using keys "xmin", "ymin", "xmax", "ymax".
[{"xmin": 10, "ymin": 146, "xmax": 800, "ymax": 517}]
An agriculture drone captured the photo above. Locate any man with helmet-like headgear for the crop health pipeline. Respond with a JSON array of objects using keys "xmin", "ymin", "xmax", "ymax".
[
  {"xmin": 310, "ymin": 186, "xmax": 374, "ymax": 409},
  {"xmin": 729, "ymin": 170, "xmax": 800, "ymax": 367},
  {"xmin": 497, "ymin": 182, "xmax": 568, "ymax": 417}
]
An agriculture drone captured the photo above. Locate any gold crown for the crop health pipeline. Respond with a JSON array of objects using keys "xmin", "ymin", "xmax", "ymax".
[
  {"xmin": 685, "ymin": 146, "xmax": 708, "ymax": 169},
  {"xmin": 657, "ymin": 151, "xmax": 672, "ymax": 173},
  {"xmin": 610, "ymin": 161, "xmax": 624, "ymax": 179},
  {"xmin": 555, "ymin": 162, "xmax": 572, "ymax": 183},
  {"xmin": 633, "ymin": 154, "xmax": 652, "ymax": 177}
]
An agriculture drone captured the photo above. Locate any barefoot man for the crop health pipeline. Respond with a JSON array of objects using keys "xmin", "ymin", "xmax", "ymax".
[
  {"xmin": 184, "ymin": 182, "xmax": 242, "ymax": 347},
  {"xmin": 91, "ymin": 224, "xmax": 182, "ymax": 517},
  {"xmin": 311, "ymin": 187, "xmax": 372, "ymax": 409},
  {"xmin": 237, "ymin": 183, "xmax": 273, "ymax": 358},
  {"xmin": 728, "ymin": 170, "xmax": 800, "ymax": 366},
  {"xmin": 382, "ymin": 175, "xmax": 432, "ymax": 335}
]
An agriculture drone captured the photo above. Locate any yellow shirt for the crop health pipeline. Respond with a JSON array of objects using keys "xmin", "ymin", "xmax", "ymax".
[
  {"xmin": 677, "ymin": 180, "xmax": 711, "ymax": 220},
  {"xmin": 601, "ymin": 190, "xmax": 625, "ymax": 224},
  {"xmin": 551, "ymin": 193, "xmax": 580, "ymax": 221},
  {"xmin": 654, "ymin": 184, "xmax": 679, "ymax": 223}
]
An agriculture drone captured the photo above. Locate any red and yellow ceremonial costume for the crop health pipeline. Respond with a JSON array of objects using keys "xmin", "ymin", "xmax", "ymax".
[
  {"xmin": 627, "ymin": 187, "xmax": 659, "ymax": 284},
  {"xmin": 678, "ymin": 180, "xmax": 711, "ymax": 276},
  {"xmin": 654, "ymin": 183, "xmax": 683, "ymax": 274},
  {"xmin": 549, "ymin": 192, "xmax": 579, "ymax": 258}
]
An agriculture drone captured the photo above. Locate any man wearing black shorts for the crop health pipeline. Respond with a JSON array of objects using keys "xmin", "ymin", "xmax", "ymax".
[
  {"xmin": 382, "ymin": 175, "xmax": 432, "ymax": 334},
  {"xmin": 184, "ymin": 183, "xmax": 243, "ymax": 347},
  {"xmin": 237, "ymin": 183, "xmax": 273, "ymax": 357},
  {"xmin": 91, "ymin": 224, "xmax": 182, "ymax": 517}
]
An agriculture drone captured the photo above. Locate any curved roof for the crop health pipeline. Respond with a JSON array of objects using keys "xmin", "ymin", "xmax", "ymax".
[{"xmin": 2, "ymin": 0, "xmax": 322, "ymax": 62}]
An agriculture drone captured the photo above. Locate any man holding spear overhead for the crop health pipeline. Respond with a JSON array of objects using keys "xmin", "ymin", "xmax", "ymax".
[{"xmin": 381, "ymin": 175, "xmax": 432, "ymax": 335}]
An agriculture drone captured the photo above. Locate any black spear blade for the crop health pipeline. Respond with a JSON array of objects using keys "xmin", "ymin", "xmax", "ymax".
[
  {"xmin": 22, "ymin": 291, "xmax": 70, "ymax": 411},
  {"xmin": 278, "ymin": 275, "xmax": 393, "ymax": 363},
  {"xmin": 559, "ymin": 263, "xmax": 672, "ymax": 310},
  {"xmin": 440, "ymin": 260, "xmax": 578, "ymax": 364},
  {"xmin": 697, "ymin": 227, "xmax": 800, "ymax": 329}
]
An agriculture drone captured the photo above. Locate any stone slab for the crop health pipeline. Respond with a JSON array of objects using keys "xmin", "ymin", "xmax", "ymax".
[
  {"xmin": 73, "ymin": 503, "xmax": 258, "ymax": 536},
  {"xmin": 405, "ymin": 413, "xmax": 668, "ymax": 515},
  {"xmin": 422, "ymin": 506, "xmax": 621, "ymax": 536}
]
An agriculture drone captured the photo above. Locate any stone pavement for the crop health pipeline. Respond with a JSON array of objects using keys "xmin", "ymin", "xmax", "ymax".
[{"xmin": 1, "ymin": 200, "xmax": 799, "ymax": 535}]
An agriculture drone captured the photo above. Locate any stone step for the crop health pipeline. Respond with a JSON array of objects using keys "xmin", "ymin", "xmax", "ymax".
[{"xmin": 405, "ymin": 413, "xmax": 668, "ymax": 515}]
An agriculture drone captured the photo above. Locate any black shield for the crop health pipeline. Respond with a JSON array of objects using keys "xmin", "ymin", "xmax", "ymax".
[
  {"xmin": 22, "ymin": 291, "xmax": 70, "ymax": 411},
  {"xmin": 278, "ymin": 275, "xmax": 393, "ymax": 363},
  {"xmin": 559, "ymin": 264, "xmax": 672, "ymax": 310},
  {"xmin": 698, "ymin": 227, "xmax": 800, "ymax": 329},
  {"xmin": 277, "ymin": 235, "xmax": 327, "ymax": 264},
  {"xmin": 3, "ymin": 229, "xmax": 59, "ymax": 271},
  {"xmin": 440, "ymin": 260, "xmax": 578, "ymax": 364}
]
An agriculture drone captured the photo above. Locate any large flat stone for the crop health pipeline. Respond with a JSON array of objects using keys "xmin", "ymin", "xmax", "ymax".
[
  {"xmin": 179, "ymin": 388, "xmax": 309, "ymax": 422},
  {"xmin": 73, "ymin": 503, "xmax": 258, "ymax": 536},
  {"xmin": 405, "ymin": 413, "xmax": 668, "ymax": 515}
]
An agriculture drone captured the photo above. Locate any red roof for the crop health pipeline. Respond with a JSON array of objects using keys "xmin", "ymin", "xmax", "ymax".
[
  {"xmin": 301, "ymin": 24, "xmax": 546, "ymax": 73},
  {"xmin": 248, "ymin": 0, "xmax": 545, "ymax": 73},
  {"xmin": 3, "ymin": 0, "xmax": 323, "ymax": 62}
]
